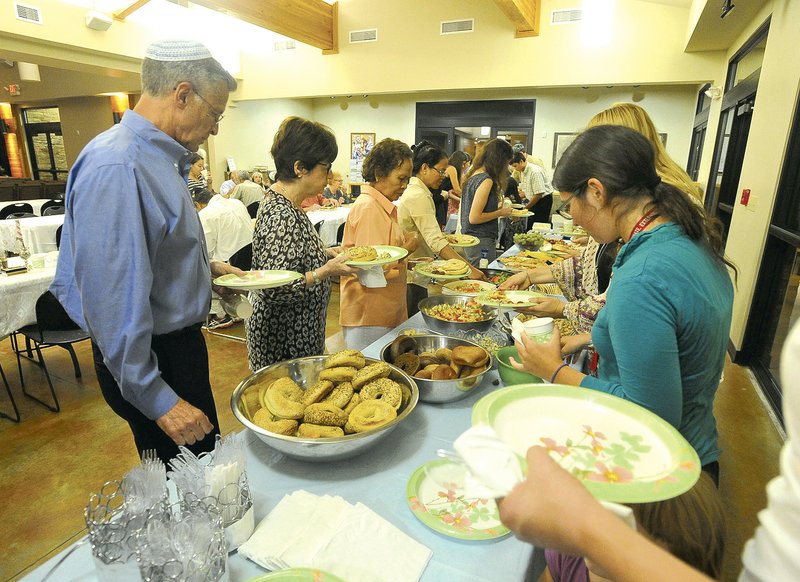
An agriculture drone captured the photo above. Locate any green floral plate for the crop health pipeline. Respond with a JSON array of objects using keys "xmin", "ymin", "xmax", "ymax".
[
  {"xmin": 472, "ymin": 384, "xmax": 701, "ymax": 503},
  {"xmin": 213, "ymin": 270, "xmax": 302, "ymax": 290},
  {"xmin": 245, "ymin": 568, "xmax": 345, "ymax": 582},
  {"xmin": 406, "ymin": 458, "xmax": 510, "ymax": 540}
]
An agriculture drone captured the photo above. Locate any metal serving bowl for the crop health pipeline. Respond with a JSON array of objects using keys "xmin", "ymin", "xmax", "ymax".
[
  {"xmin": 230, "ymin": 356, "xmax": 419, "ymax": 462},
  {"xmin": 480, "ymin": 267, "xmax": 514, "ymax": 286},
  {"xmin": 418, "ymin": 295, "xmax": 498, "ymax": 334},
  {"xmin": 380, "ymin": 334, "xmax": 490, "ymax": 403}
]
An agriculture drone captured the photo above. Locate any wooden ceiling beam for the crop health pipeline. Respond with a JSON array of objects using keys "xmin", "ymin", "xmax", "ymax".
[
  {"xmin": 113, "ymin": 0, "xmax": 151, "ymax": 21},
  {"xmin": 493, "ymin": 0, "xmax": 540, "ymax": 38},
  {"xmin": 192, "ymin": 0, "xmax": 338, "ymax": 53}
]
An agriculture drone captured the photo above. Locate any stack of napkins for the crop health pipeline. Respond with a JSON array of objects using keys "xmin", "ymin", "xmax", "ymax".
[{"xmin": 238, "ymin": 490, "xmax": 432, "ymax": 582}]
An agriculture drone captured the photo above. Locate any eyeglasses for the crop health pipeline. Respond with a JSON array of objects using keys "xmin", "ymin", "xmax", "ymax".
[
  {"xmin": 193, "ymin": 87, "xmax": 225, "ymax": 124},
  {"xmin": 556, "ymin": 184, "xmax": 585, "ymax": 220},
  {"xmin": 430, "ymin": 166, "xmax": 447, "ymax": 177},
  {"xmin": 316, "ymin": 162, "xmax": 333, "ymax": 174}
]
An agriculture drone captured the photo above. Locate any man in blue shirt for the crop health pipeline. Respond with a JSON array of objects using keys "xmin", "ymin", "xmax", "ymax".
[{"xmin": 51, "ymin": 39, "xmax": 239, "ymax": 464}]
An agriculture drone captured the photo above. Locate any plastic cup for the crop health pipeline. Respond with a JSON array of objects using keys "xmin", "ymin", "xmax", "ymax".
[{"xmin": 523, "ymin": 317, "xmax": 554, "ymax": 343}]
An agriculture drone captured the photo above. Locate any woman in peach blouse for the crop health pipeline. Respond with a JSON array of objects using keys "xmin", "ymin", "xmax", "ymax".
[{"xmin": 340, "ymin": 138, "xmax": 418, "ymax": 350}]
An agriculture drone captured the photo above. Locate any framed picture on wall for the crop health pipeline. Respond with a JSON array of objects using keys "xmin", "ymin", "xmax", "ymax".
[
  {"xmin": 659, "ymin": 133, "xmax": 668, "ymax": 146},
  {"xmin": 552, "ymin": 132, "xmax": 578, "ymax": 169},
  {"xmin": 350, "ymin": 132, "xmax": 375, "ymax": 182}
]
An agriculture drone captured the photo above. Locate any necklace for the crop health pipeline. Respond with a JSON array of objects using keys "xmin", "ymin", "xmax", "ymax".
[{"xmin": 628, "ymin": 209, "xmax": 660, "ymax": 240}]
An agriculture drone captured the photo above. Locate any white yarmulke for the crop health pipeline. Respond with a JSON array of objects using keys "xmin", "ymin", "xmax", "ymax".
[{"xmin": 145, "ymin": 39, "xmax": 213, "ymax": 62}]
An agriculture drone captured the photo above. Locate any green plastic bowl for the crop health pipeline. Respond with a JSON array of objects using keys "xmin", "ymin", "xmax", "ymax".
[{"xmin": 496, "ymin": 345, "xmax": 544, "ymax": 385}]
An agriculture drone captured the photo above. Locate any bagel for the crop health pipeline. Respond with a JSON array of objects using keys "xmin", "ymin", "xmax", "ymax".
[
  {"xmin": 322, "ymin": 381, "xmax": 354, "ymax": 409},
  {"xmin": 432, "ymin": 364, "xmax": 457, "ymax": 380},
  {"xmin": 303, "ymin": 402, "xmax": 348, "ymax": 427},
  {"xmin": 264, "ymin": 378, "xmax": 305, "ymax": 419},
  {"xmin": 253, "ymin": 410, "xmax": 298, "ymax": 437},
  {"xmin": 297, "ymin": 423, "xmax": 345, "ymax": 438},
  {"xmin": 389, "ymin": 335, "xmax": 417, "ymax": 361},
  {"xmin": 360, "ymin": 378, "xmax": 403, "ymax": 410},
  {"xmin": 451, "ymin": 345, "xmax": 489, "ymax": 368},
  {"xmin": 348, "ymin": 400, "xmax": 397, "ymax": 433},
  {"xmin": 393, "ymin": 353, "xmax": 420, "ymax": 375},
  {"xmin": 342, "ymin": 392, "xmax": 362, "ymax": 415},
  {"xmin": 434, "ymin": 348, "xmax": 453, "ymax": 364},
  {"xmin": 319, "ymin": 366, "xmax": 358, "ymax": 383},
  {"xmin": 343, "ymin": 421, "xmax": 357, "ymax": 434},
  {"xmin": 418, "ymin": 352, "xmax": 439, "ymax": 368},
  {"xmin": 347, "ymin": 246, "xmax": 378, "ymax": 262},
  {"xmin": 415, "ymin": 369, "xmax": 433, "ymax": 379},
  {"xmin": 351, "ymin": 362, "xmax": 391, "ymax": 390},
  {"xmin": 399, "ymin": 383, "xmax": 413, "ymax": 409},
  {"xmin": 252, "ymin": 407, "xmax": 275, "ymax": 426},
  {"xmin": 241, "ymin": 387, "xmax": 262, "ymax": 419},
  {"xmin": 301, "ymin": 380, "xmax": 334, "ymax": 406},
  {"xmin": 324, "ymin": 349, "xmax": 366, "ymax": 370}
]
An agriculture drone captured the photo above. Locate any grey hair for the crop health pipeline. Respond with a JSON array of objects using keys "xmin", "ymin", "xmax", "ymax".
[
  {"xmin": 235, "ymin": 170, "xmax": 250, "ymax": 181},
  {"xmin": 141, "ymin": 58, "xmax": 237, "ymax": 97}
]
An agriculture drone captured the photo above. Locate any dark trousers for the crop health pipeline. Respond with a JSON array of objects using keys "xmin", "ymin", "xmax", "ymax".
[
  {"xmin": 526, "ymin": 195, "xmax": 554, "ymax": 230},
  {"xmin": 92, "ymin": 324, "xmax": 220, "ymax": 465}
]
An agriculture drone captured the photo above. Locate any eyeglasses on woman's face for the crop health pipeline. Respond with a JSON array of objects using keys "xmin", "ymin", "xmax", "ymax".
[
  {"xmin": 428, "ymin": 164, "xmax": 447, "ymax": 177},
  {"xmin": 556, "ymin": 184, "xmax": 586, "ymax": 220},
  {"xmin": 316, "ymin": 162, "xmax": 333, "ymax": 175}
]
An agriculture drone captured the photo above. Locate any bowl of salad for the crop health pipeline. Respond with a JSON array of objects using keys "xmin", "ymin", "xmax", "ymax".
[
  {"xmin": 441, "ymin": 279, "xmax": 498, "ymax": 297},
  {"xmin": 418, "ymin": 295, "xmax": 498, "ymax": 334}
]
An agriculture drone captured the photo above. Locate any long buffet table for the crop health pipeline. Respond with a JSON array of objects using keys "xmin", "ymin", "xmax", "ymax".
[{"xmin": 22, "ymin": 310, "xmax": 542, "ymax": 582}]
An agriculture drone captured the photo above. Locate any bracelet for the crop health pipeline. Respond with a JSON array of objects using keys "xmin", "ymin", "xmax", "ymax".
[
  {"xmin": 311, "ymin": 270, "xmax": 321, "ymax": 285},
  {"xmin": 550, "ymin": 362, "xmax": 569, "ymax": 384}
]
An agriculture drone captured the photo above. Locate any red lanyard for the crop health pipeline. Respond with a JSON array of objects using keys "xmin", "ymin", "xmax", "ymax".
[{"xmin": 628, "ymin": 210, "xmax": 660, "ymax": 240}]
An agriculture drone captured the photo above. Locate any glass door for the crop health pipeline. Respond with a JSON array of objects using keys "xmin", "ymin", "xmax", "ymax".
[{"xmin": 23, "ymin": 107, "xmax": 68, "ymax": 180}]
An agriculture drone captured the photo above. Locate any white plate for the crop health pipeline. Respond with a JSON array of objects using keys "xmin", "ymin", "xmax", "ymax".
[
  {"xmin": 213, "ymin": 270, "xmax": 302, "ymax": 290},
  {"xmin": 445, "ymin": 234, "xmax": 480, "ymax": 248},
  {"xmin": 475, "ymin": 290, "xmax": 545, "ymax": 308},
  {"xmin": 414, "ymin": 260, "xmax": 472, "ymax": 280},
  {"xmin": 345, "ymin": 245, "xmax": 408, "ymax": 267},
  {"xmin": 442, "ymin": 280, "xmax": 498, "ymax": 297}
]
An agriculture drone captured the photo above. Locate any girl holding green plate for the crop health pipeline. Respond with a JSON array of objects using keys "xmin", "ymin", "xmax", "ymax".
[{"xmin": 511, "ymin": 125, "xmax": 735, "ymax": 484}]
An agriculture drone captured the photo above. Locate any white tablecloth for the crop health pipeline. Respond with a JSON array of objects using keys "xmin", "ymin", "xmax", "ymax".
[
  {"xmin": 0, "ymin": 265, "xmax": 57, "ymax": 337},
  {"xmin": 21, "ymin": 311, "xmax": 538, "ymax": 582},
  {"xmin": 0, "ymin": 215, "xmax": 64, "ymax": 254},
  {"xmin": 306, "ymin": 206, "xmax": 350, "ymax": 247},
  {"xmin": 0, "ymin": 199, "xmax": 51, "ymax": 216}
]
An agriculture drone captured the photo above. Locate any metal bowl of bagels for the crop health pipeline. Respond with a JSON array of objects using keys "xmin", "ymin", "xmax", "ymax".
[
  {"xmin": 418, "ymin": 294, "xmax": 498, "ymax": 334},
  {"xmin": 231, "ymin": 353, "xmax": 418, "ymax": 462},
  {"xmin": 380, "ymin": 334, "xmax": 491, "ymax": 403}
]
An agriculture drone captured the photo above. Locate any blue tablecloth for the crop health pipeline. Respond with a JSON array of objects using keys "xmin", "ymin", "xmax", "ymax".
[{"xmin": 22, "ymin": 312, "xmax": 537, "ymax": 582}]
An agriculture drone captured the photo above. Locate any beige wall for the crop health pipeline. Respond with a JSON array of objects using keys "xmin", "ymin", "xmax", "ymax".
[
  {"xmin": 721, "ymin": 0, "xmax": 800, "ymax": 349},
  {"xmin": 57, "ymin": 96, "xmax": 115, "ymax": 167},
  {"xmin": 209, "ymin": 85, "xmax": 698, "ymax": 191}
]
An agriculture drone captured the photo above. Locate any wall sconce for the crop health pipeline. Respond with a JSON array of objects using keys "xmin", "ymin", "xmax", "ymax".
[
  {"xmin": 0, "ymin": 102, "xmax": 23, "ymax": 177},
  {"xmin": 704, "ymin": 86, "xmax": 723, "ymax": 100},
  {"xmin": 109, "ymin": 93, "xmax": 129, "ymax": 124}
]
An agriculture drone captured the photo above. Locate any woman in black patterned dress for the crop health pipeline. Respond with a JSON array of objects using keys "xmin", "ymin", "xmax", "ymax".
[{"xmin": 246, "ymin": 117, "xmax": 356, "ymax": 370}]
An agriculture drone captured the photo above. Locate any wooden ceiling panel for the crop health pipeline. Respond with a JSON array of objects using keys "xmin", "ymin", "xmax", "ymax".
[
  {"xmin": 494, "ymin": 0, "xmax": 540, "ymax": 38},
  {"xmin": 192, "ymin": 0, "xmax": 338, "ymax": 52}
]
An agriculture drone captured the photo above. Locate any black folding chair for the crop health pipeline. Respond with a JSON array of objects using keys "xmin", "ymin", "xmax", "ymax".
[
  {"xmin": 39, "ymin": 199, "xmax": 63, "ymax": 215},
  {"xmin": 11, "ymin": 291, "xmax": 90, "ymax": 412},
  {"xmin": 0, "ymin": 203, "xmax": 34, "ymax": 219},
  {"xmin": 246, "ymin": 201, "xmax": 260, "ymax": 219},
  {"xmin": 42, "ymin": 204, "xmax": 65, "ymax": 216},
  {"xmin": 56, "ymin": 225, "xmax": 63, "ymax": 249},
  {"xmin": 314, "ymin": 220, "xmax": 324, "ymax": 234},
  {"xmin": 335, "ymin": 222, "xmax": 346, "ymax": 246},
  {"xmin": 0, "ymin": 358, "xmax": 20, "ymax": 423}
]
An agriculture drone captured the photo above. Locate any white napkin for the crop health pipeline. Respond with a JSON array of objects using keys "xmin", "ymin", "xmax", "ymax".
[
  {"xmin": 356, "ymin": 264, "xmax": 387, "ymax": 288},
  {"xmin": 238, "ymin": 490, "xmax": 432, "ymax": 581},
  {"xmin": 453, "ymin": 425, "xmax": 524, "ymax": 498},
  {"xmin": 453, "ymin": 425, "xmax": 636, "ymax": 528}
]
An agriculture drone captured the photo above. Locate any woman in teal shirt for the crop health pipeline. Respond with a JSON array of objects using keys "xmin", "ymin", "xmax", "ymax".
[{"xmin": 513, "ymin": 125, "xmax": 734, "ymax": 481}]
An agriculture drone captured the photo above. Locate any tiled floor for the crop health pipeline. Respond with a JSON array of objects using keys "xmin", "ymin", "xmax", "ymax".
[{"xmin": 0, "ymin": 285, "xmax": 784, "ymax": 581}]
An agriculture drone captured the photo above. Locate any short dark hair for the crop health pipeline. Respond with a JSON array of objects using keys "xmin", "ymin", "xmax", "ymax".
[
  {"xmin": 193, "ymin": 187, "xmax": 214, "ymax": 205},
  {"xmin": 411, "ymin": 140, "xmax": 447, "ymax": 175},
  {"xmin": 188, "ymin": 153, "xmax": 203, "ymax": 165},
  {"xmin": 511, "ymin": 152, "xmax": 526, "ymax": 164},
  {"xmin": 141, "ymin": 58, "xmax": 237, "ymax": 97},
  {"xmin": 362, "ymin": 138, "xmax": 412, "ymax": 182},
  {"xmin": 271, "ymin": 116, "xmax": 338, "ymax": 183}
]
